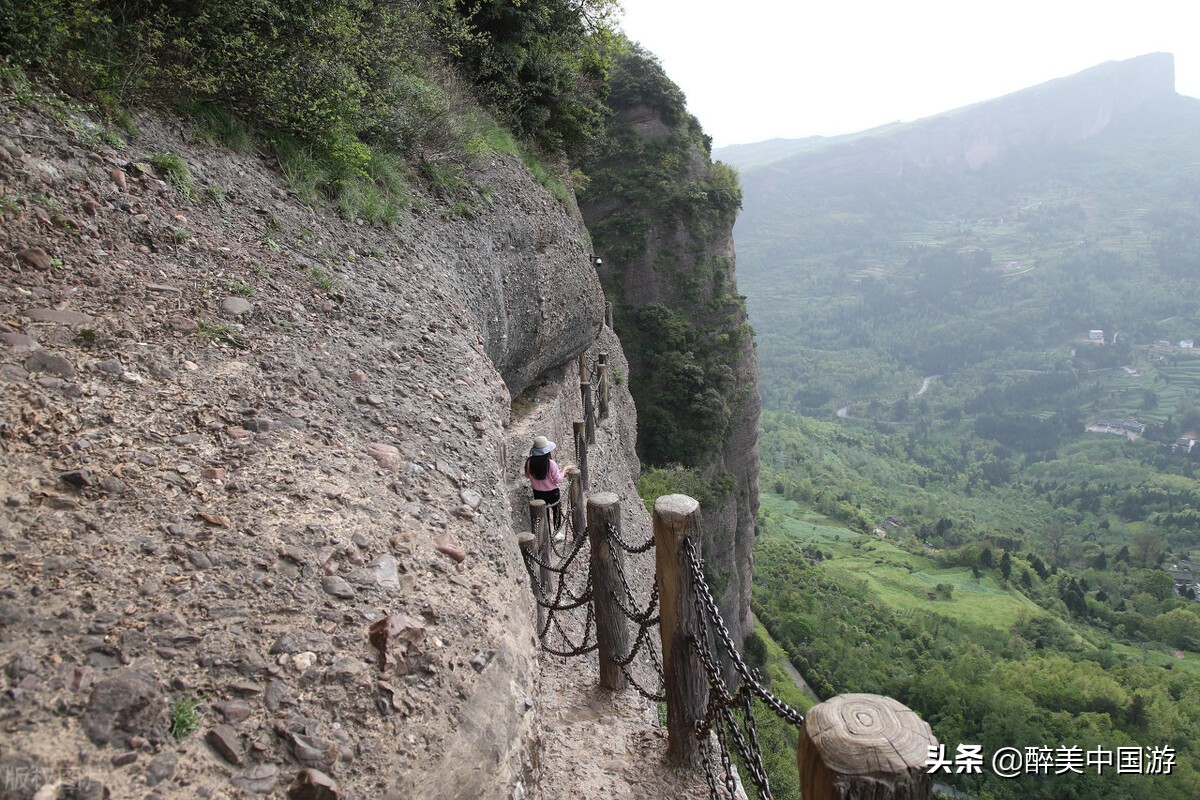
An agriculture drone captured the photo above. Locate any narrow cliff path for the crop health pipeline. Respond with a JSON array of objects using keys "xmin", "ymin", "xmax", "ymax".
[{"xmin": 507, "ymin": 377, "xmax": 711, "ymax": 799}]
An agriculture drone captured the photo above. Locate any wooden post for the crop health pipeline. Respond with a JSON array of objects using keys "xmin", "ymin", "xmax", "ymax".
[
  {"xmin": 797, "ymin": 693, "xmax": 936, "ymax": 800},
  {"xmin": 654, "ymin": 494, "xmax": 708, "ymax": 767},
  {"xmin": 578, "ymin": 353, "xmax": 586, "ymax": 385},
  {"xmin": 574, "ymin": 420, "xmax": 588, "ymax": 490},
  {"xmin": 529, "ymin": 499, "xmax": 551, "ymax": 606},
  {"xmin": 605, "ymin": 301, "xmax": 614, "ymax": 329},
  {"xmin": 518, "ymin": 532, "xmax": 543, "ymax": 633},
  {"xmin": 587, "ymin": 492, "xmax": 629, "ymax": 690},
  {"xmin": 597, "ymin": 351, "xmax": 609, "ymax": 422},
  {"xmin": 566, "ymin": 466, "xmax": 583, "ymax": 543},
  {"xmin": 582, "ymin": 381, "xmax": 595, "ymax": 444}
]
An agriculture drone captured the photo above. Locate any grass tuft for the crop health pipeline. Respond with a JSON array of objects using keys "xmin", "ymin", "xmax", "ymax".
[
  {"xmin": 169, "ymin": 697, "xmax": 202, "ymax": 740},
  {"xmin": 148, "ymin": 153, "xmax": 193, "ymax": 200}
]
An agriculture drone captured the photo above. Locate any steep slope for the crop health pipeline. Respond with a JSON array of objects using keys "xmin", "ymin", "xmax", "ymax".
[
  {"xmin": 0, "ymin": 99, "xmax": 637, "ymax": 799},
  {"xmin": 578, "ymin": 47, "xmax": 760, "ymax": 650}
]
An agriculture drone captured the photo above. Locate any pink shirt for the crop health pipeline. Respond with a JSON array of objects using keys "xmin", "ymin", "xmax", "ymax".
[{"xmin": 525, "ymin": 458, "xmax": 563, "ymax": 491}]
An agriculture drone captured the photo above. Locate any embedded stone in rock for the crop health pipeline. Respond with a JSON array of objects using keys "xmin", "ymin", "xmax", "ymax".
[
  {"xmin": 221, "ymin": 296, "xmax": 253, "ymax": 317},
  {"xmin": 288, "ymin": 768, "xmax": 340, "ymax": 800},
  {"xmin": 93, "ymin": 358, "xmax": 123, "ymax": 375},
  {"xmin": 231, "ymin": 763, "xmax": 279, "ymax": 794},
  {"xmin": 269, "ymin": 632, "xmax": 332, "ymax": 655},
  {"xmin": 291, "ymin": 733, "xmax": 338, "ymax": 772},
  {"xmin": 434, "ymin": 532, "xmax": 466, "ymax": 563},
  {"xmin": 321, "ymin": 575, "xmax": 355, "ymax": 599},
  {"xmin": 16, "ymin": 247, "xmax": 52, "ymax": 270},
  {"xmin": 207, "ymin": 724, "xmax": 243, "ymax": 765},
  {"xmin": 459, "ymin": 488, "xmax": 483, "ymax": 510},
  {"xmin": 99, "ymin": 476, "xmax": 126, "ymax": 495},
  {"xmin": 244, "ymin": 418, "xmax": 272, "ymax": 433},
  {"xmin": 264, "ymin": 679, "xmax": 288, "ymax": 712},
  {"xmin": 146, "ymin": 752, "xmax": 178, "ymax": 786},
  {"xmin": 368, "ymin": 614, "xmax": 426, "ymax": 672},
  {"xmin": 1, "ymin": 332, "xmax": 39, "ymax": 352},
  {"xmin": 24, "ymin": 308, "xmax": 95, "ymax": 325},
  {"xmin": 26, "ymin": 350, "xmax": 76, "ymax": 378},
  {"xmin": 216, "ymin": 699, "xmax": 253, "ymax": 723},
  {"xmin": 366, "ymin": 442, "xmax": 400, "ymax": 470},
  {"xmin": 61, "ymin": 469, "xmax": 95, "ymax": 488},
  {"xmin": 81, "ymin": 670, "xmax": 159, "ymax": 744},
  {"xmin": 364, "ymin": 554, "xmax": 400, "ymax": 590}
]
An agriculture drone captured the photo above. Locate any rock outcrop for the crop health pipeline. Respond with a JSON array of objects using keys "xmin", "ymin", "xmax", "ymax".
[
  {"xmin": 0, "ymin": 100, "xmax": 638, "ymax": 800},
  {"xmin": 579, "ymin": 49, "xmax": 761, "ymax": 649}
]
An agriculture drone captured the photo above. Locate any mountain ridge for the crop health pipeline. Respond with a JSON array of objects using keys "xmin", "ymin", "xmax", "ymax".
[{"xmin": 719, "ymin": 52, "xmax": 1180, "ymax": 176}]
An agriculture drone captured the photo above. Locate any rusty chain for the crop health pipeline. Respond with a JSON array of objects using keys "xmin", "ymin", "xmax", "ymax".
[
  {"xmin": 692, "ymin": 635, "xmax": 774, "ymax": 799},
  {"xmin": 606, "ymin": 520, "xmax": 655, "ymax": 554},
  {"xmin": 684, "ymin": 538, "xmax": 805, "ymax": 729}
]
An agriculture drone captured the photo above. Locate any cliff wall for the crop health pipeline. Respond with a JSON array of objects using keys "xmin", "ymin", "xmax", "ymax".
[
  {"xmin": 579, "ymin": 49, "xmax": 761, "ymax": 648},
  {"xmin": 0, "ymin": 102, "xmax": 635, "ymax": 800}
]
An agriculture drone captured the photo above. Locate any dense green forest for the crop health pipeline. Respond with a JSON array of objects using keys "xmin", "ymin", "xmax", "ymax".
[{"xmin": 729, "ymin": 65, "xmax": 1200, "ymax": 799}]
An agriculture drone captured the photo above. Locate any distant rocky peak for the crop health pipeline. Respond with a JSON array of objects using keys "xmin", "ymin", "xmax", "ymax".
[
  {"xmin": 879, "ymin": 52, "xmax": 1181, "ymax": 174},
  {"xmin": 727, "ymin": 52, "xmax": 1182, "ymax": 178}
]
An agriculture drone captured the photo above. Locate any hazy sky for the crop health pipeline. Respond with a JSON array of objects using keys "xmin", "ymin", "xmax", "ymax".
[{"xmin": 617, "ymin": 0, "xmax": 1200, "ymax": 147}]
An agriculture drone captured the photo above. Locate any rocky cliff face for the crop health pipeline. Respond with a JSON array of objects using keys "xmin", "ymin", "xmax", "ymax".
[
  {"xmin": 0, "ymin": 102, "xmax": 637, "ymax": 800},
  {"xmin": 579, "ymin": 50, "xmax": 761, "ymax": 649}
]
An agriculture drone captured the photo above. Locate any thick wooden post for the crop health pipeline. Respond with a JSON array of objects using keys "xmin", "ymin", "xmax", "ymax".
[
  {"xmin": 582, "ymin": 381, "xmax": 595, "ymax": 444},
  {"xmin": 574, "ymin": 420, "xmax": 588, "ymax": 490},
  {"xmin": 587, "ymin": 492, "xmax": 629, "ymax": 690},
  {"xmin": 529, "ymin": 499, "xmax": 551, "ymax": 604},
  {"xmin": 605, "ymin": 301, "xmax": 614, "ymax": 329},
  {"xmin": 566, "ymin": 467, "xmax": 583, "ymax": 543},
  {"xmin": 797, "ymin": 693, "xmax": 936, "ymax": 800},
  {"xmin": 597, "ymin": 351, "xmax": 610, "ymax": 422},
  {"xmin": 654, "ymin": 494, "xmax": 708, "ymax": 766},
  {"xmin": 578, "ymin": 353, "xmax": 586, "ymax": 385},
  {"xmin": 518, "ymin": 532, "xmax": 544, "ymax": 633}
]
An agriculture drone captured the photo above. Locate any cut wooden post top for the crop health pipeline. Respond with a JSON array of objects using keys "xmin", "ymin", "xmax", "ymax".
[
  {"xmin": 588, "ymin": 491, "xmax": 619, "ymax": 507},
  {"xmin": 804, "ymin": 693, "xmax": 935, "ymax": 776},
  {"xmin": 654, "ymin": 494, "xmax": 700, "ymax": 521}
]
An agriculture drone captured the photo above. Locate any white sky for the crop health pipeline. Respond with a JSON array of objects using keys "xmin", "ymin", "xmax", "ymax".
[{"xmin": 617, "ymin": 0, "xmax": 1200, "ymax": 147}]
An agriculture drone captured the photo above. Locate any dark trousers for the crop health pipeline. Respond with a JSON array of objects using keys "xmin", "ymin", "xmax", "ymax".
[{"xmin": 532, "ymin": 487, "xmax": 562, "ymax": 529}]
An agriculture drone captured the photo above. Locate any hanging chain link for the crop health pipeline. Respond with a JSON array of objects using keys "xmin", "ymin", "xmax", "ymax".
[
  {"xmin": 607, "ymin": 520, "xmax": 656, "ymax": 554},
  {"xmin": 684, "ymin": 539, "xmax": 806, "ymax": 729}
]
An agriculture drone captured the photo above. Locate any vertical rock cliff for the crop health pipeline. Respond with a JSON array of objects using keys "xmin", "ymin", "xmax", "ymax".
[{"xmin": 578, "ymin": 46, "xmax": 761, "ymax": 647}]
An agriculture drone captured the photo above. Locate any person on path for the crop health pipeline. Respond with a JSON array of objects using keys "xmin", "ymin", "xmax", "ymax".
[{"xmin": 524, "ymin": 435, "xmax": 566, "ymax": 540}]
